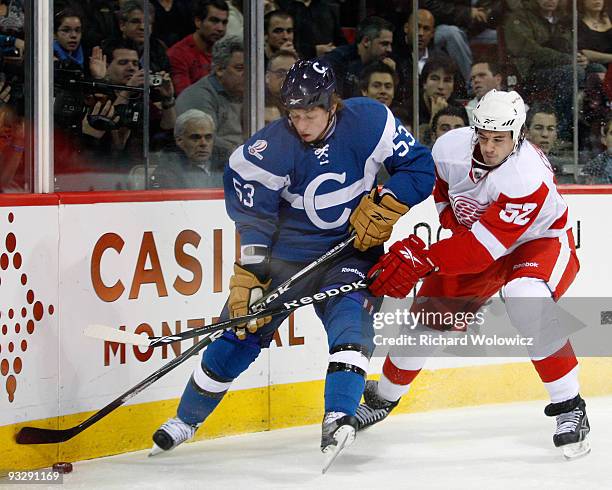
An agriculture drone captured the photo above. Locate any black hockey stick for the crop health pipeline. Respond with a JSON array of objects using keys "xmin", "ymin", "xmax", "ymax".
[
  {"xmin": 17, "ymin": 235, "xmax": 359, "ymax": 445},
  {"xmin": 17, "ymin": 279, "xmax": 370, "ymax": 445},
  {"xmin": 15, "ymin": 330, "xmax": 222, "ymax": 444},
  {"xmin": 86, "ymin": 279, "xmax": 370, "ymax": 348}
]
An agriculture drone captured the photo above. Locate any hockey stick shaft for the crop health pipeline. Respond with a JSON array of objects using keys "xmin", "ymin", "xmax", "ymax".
[
  {"xmin": 86, "ymin": 279, "xmax": 370, "ymax": 348},
  {"xmin": 248, "ymin": 234, "xmax": 355, "ymax": 313}
]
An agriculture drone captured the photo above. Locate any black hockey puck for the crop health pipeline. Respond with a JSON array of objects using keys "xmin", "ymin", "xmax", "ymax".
[{"xmin": 52, "ymin": 462, "xmax": 73, "ymax": 473}]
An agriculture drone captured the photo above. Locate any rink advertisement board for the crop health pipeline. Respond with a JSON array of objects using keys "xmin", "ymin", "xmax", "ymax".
[{"xmin": 1, "ymin": 189, "xmax": 612, "ymax": 470}]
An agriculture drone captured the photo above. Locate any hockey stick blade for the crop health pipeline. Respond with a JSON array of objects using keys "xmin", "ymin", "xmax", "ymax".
[
  {"xmin": 84, "ymin": 324, "xmax": 152, "ymax": 346},
  {"xmin": 16, "ymin": 330, "xmax": 222, "ymax": 445}
]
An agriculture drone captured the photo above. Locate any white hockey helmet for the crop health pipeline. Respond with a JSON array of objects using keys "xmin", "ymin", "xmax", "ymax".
[{"xmin": 472, "ymin": 89, "xmax": 526, "ymax": 149}]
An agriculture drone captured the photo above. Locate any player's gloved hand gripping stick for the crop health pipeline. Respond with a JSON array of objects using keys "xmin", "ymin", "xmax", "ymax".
[{"xmin": 16, "ymin": 234, "xmax": 360, "ymax": 445}]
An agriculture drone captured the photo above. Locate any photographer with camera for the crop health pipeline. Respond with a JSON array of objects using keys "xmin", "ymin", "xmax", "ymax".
[{"xmin": 54, "ymin": 38, "xmax": 176, "ymax": 189}]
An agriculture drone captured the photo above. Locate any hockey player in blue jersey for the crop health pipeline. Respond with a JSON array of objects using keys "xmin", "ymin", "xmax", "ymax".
[{"xmin": 151, "ymin": 59, "xmax": 435, "ymax": 460}]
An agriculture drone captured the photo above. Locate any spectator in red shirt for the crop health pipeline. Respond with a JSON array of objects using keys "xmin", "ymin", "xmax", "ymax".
[{"xmin": 168, "ymin": 0, "xmax": 229, "ymax": 96}]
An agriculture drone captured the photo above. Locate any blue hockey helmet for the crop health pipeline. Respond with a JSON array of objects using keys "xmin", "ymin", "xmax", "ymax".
[{"xmin": 280, "ymin": 59, "xmax": 337, "ymax": 112}]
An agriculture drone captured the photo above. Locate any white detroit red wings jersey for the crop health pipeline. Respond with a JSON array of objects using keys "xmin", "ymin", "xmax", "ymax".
[{"xmin": 427, "ymin": 127, "xmax": 571, "ymax": 275}]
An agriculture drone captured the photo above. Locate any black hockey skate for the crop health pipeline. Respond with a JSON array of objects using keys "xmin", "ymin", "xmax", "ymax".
[
  {"xmin": 150, "ymin": 417, "xmax": 200, "ymax": 456},
  {"xmin": 355, "ymin": 380, "xmax": 399, "ymax": 431},
  {"xmin": 320, "ymin": 412, "xmax": 358, "ymax": 473},
  {"xmin": 545, "ymin": 394, "xmax": 591, "ymax": 460}
]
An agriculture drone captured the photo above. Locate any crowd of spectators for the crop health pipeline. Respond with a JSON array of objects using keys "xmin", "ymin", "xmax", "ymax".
[{"xmin": 1, "ymin": 0, "xmax": 609, "ymax": 192}]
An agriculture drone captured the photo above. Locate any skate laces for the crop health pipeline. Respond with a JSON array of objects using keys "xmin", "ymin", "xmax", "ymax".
[
  {"xmin": 355, "ymin": 404, "xmax": 387, "ymax": 425},
  {"xmin": 160, "ymin": 417, "xmax": 197, "ymax": 445},
  {"xmin": 555, "ymin": 408, "xmax": 584, "ymax": 435}
]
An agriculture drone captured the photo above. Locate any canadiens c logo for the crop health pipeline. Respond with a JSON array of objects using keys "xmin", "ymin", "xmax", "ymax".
[
  {"xmin": 312, "ymin": 62, "xmax": 326, "ymax": 74},
  {"xmin": 303, "ymin": 172, "xmax": 353, "ymax": 230}
]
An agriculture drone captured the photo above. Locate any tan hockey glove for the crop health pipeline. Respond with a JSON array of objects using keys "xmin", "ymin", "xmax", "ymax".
[
  {"xmin": 349, "ymin": 189, "xmax": 409, "ymax": 252},
  {"xmin": 229, "ymin": 263, "xmax": 272, "ymax": 340}
]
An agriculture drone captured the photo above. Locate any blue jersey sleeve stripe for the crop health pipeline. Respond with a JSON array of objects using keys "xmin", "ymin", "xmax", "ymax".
[{"xmin": 229, "ymin": 147, "xmax": 290, "ymax": 191}]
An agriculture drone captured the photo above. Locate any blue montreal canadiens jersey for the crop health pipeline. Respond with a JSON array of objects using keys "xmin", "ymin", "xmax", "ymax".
[{"xmin": 224, "ymin": 97, "xmax": 435, "ymax": 262}]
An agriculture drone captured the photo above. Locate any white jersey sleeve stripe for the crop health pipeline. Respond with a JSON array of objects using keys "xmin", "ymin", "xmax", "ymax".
[
  {"xmin": 362, "ymin": 106, "xmax": 397, "ymax": 188},
  {"xmin": 471, "ymin": 221, "xmax": 507, "ymax": 259},
  {"xmin": 547, "ymin": 231, "xmax": 571, "ymax": 293},
  {"xmin": 229, "ymin": 146, "xmax": 290, "ymax": 191}
]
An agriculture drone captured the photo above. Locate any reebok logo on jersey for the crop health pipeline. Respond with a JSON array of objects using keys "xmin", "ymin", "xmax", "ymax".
[
  {"xmin": 512, "ymin": 261, "xmax": 539, "ymax": 270},
  {"xmin": 248, "ymin": 140, "xmax": 268, "ymax": 160}
]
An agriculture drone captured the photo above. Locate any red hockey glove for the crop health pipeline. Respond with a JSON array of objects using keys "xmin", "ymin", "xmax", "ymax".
[{"xmin": 367, "ymin": 235, "xmax": 437, "ymax": 298}]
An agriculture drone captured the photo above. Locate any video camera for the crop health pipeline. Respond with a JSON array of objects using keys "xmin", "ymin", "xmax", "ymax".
[{"xmin": 54, "ymin": 61, "xmax": 164, "ymax": 132}]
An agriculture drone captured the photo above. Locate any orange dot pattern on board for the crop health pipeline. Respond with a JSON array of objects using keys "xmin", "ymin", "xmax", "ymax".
[
  {"xmin": 0, "ymin": 212, "xmax": 55, "ymax": 403},
  {"xmin": 5, "ymin": 233, "xmax": 16, "ymax": 253}
]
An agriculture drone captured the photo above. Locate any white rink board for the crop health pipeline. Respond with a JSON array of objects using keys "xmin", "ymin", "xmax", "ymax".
[{"xmin": 0, "ymin": 192, "xmax": 609, "ymax": 425}]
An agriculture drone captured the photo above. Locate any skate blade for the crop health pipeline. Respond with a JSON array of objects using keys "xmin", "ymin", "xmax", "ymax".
[
  {"xmin": 321, "ymin": 425, "xmax": 356, "ymax": 474},
  {"xmin": 561, "ymin": 438, "xmax": 591, "ymax": 460},
  {"xmin": 148, "ymin": 443, "xmax": 165, "ymax": 457}
]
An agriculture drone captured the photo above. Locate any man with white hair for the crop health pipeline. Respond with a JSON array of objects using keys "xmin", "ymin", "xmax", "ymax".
[
  {"xmin": 356, "ymin": 90, "xmax": 591, "ymax": 461},
  {"xmin": 150, "ymin": 109, "xmax": 222, "ymax": 188}
]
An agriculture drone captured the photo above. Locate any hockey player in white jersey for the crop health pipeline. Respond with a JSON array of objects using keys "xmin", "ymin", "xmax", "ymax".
[
  {"xmin": 357, "ymin": 90, "xmax": 591, "ymax": 460},
  {"xmin": 151, "ymin": 59, "xmax": 435, "ymax": 466}
]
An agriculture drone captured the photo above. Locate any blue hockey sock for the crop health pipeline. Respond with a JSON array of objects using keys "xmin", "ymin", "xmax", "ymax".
[
  {"xmin": 324, "ymin": 371, "xmax": 366, "ymax": 415},
  {"xmin": 177, "ymin": 375, "xmax": 225, "ymax": 425}
]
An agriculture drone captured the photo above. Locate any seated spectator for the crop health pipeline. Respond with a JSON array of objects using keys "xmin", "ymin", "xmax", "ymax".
[
  {"xmin": 416, "ymin": 54, "xmax": 461, "ymax": 133},
  {"xmin": 152, "ymin": 0, "xmax": 194, "ymax": 49},
  {"xmin": 525, "ymin": 102, "xmax": 574, "ymax": 182},
  {"xmin": 176, "ymin": 35, "xmax": 243, "ymax": 167},
  {"xmin": 265, "ymin": 49, "xmax": 298, "ymax": 107},
  {"xmin": 580, "ymin": 114, "xmax": 612, "ymax": 184},
  {"xmin": 264, "ymin": 10, "xmax": 298, "ymax": 65},
  {"xmin": 359, "ymin": 60, "xmax": 397, "ymax": 108},
  {"xmin": 465, "ymin": 59, "xmax": 503, "ymax": 124},
  {"xmin": 395, "ymin": 9, "xmax": 444, "ymax": 107},
  {"xmin": 504, "ymin": 0, "xmax": 587, "ymax": 138},
  {"xmin": 53, "ymin": 8, "xmax": 106, "ymax": 80},
  {"xmin": 150, "ymin": 109, "xmax": 222, "ymax": 188},
  {"xmin": 281, "ymin": 0, "xmax": 347, "ymax": 58},
  {"xmin": 526, "ymin": 102, "xmax": 559, "ymax": 156},
  {"xmin": 418, "ymin": 0, "xmax": 485, "ymax": 86},
  {"xmin": 116, "ymin": 0, "xmax": 171, "ymax": 74},
  {"xmin": 430, "ymin": 105, "xmax": 469, "ymax": 145},
  {"xmin": 168, "ymin": 0, "xmax": 229, "ymax": 96},
  {"xmin": 324, "ymin": 16, "xmax": 394, "ymax": 99},
  {"xmin": 578, "ymin": 0, "xmax": 611, "ymax": 68}
]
